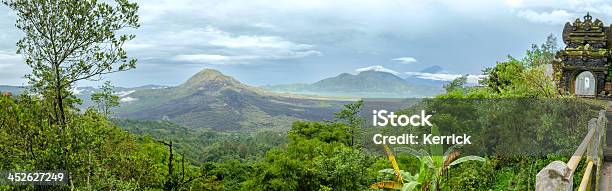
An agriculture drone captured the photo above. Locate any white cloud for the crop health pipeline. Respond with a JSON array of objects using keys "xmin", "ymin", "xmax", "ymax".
[
  {"xmin": 212, "ymin": 35, "xmax": 309, "ymax": 49},
  {"xmin": 0, "ymin": 51, "xmax": 28, "ymax": 85},
  {"xmin": 174, "ymin": 54, "xmax": 254, "ymax": 64},
  {"xmin": 175, "ymin": 54, "xmax": 232, "ymax": 62},
  {"xmin": 0, "ymin": 51, "xmax": 21, "ymax": 63},
  {"xmin": 406, "ymin": 72, "xmax": 486, "ymax": 84},
  {"xmin": 120, "ymin": 97, "xmax": 139, "ymax": 103},
  {"xmin": 392, "ymin": 57, "xmax": 418, "ymax": 64},
  {"xmin": 0, "ymin": 63, "xmax": 15, "ymax": 70},
  {"xmin": 200, "ymin": 26, "xmax": 312, "ymax": 50},
  {"xmin": 174, "ymin": 50, "xmax": 322, "ymax": 64},
  {"xmin": 165, "ymin": 26, "xmax": 322, "ymax": 64},
  {"xmin": 114, "ymin": 90, "xmax": 136, "ymax": 97},
  {"xmin": 517, "ymin": 9, "xmax": 572, "ymax": 24},
  {"xmin": 267, "ymin": 50, "xmax": 323, "ymax": 59},
  {"xmin": 355, "ymin": 65, "xmax": 399, "ymax": 75}
]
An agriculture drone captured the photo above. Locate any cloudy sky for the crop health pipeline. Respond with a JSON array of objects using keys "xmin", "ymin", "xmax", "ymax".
[{"xmin": 1, "ymin": 0, "xmax": 612, "ymax": 87}]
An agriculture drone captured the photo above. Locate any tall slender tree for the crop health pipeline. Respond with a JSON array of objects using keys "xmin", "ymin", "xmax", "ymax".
[
  {"xmin": 335, "ymin": 100, "xmax": 364, "ymax": 147},
  {"xmin": 3, "ymin": 0, "xmax": 139, "ymax": 127},
  {"xmin": 91, "ymin": 81, "xmax": 119, "ymax": 116}
]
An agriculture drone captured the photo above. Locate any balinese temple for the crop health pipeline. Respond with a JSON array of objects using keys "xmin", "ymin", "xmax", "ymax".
[{"xmin": 556, "ymin": 13, "xmax": 612, "ymax": 97}]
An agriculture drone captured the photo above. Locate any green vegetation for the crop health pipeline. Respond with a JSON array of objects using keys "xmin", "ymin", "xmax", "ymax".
[
  {"xmin": 0, "ymin": 0, "xmax": 604, "ymax": 189},
  {"xmin": 0, "ymin": 94, "xmax": 214, "ymax": 190},
  {"xmin": 91, "ymin": 81, "xmax": 120, "ymax": 116},
  {"xmin": 113, "ymin": 119, "xmax": 286, "ymax": 163}
]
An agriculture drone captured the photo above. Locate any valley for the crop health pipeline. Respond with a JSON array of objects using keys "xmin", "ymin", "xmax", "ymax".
[{"xmin": 1, "ymin": 68, "xmax": 448, "ymax": 132}]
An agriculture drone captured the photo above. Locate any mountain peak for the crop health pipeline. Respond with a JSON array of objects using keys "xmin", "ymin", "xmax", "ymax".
[
  {"xmin": 179, "ymin": 69, "xmax": 243, "ymax": 90},
  {"xmin": 189, "ymin": 69, "xmax": 231, "ymax": 81},
  {"xmin": 195, "ymin": 68, "xmax": 225, "ymax": 77}
]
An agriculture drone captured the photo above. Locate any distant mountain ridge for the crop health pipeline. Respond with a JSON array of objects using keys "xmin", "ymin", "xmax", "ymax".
[
  {"xmin": 264, "ymin": 70, "xmax": 443, "ymax": 98},
  {"xmin": 0, "ymin": 84, "xmax": 169, "ymax": 109},
  {"xmin": 312, "ymin": 71, "xmax": 412, "ymax": 92}
]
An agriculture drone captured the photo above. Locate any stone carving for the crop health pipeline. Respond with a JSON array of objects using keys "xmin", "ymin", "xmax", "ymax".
[{"xmin": 556, "ymin": 13, "xmax": 612, "ymax": 97}]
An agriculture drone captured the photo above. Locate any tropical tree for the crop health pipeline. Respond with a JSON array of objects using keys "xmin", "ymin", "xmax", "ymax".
[
  {"xmin": 522, "ymin": 34, "xmax": 558, "ymax": 68},
  {"xmin": 3, "ymin": 0, "xmax": 139, "ymax": 127},
  {"xmin": 443, "ymin": 75, "xmax": 467, "ymax": 93},
  {"xmin": 335, "ymin": 100, "xmax": 364, "ymax": 147},
  {"xmin": 91, "ymin": 81, "xmax": 120, "ymax": 116},
  {"xmin": 479, "ymin": 34, "xmax": 559, "ymax": 98},
  {"xmin": 2, "ymin": 0, "xmax": 143, "ymax": 189}
]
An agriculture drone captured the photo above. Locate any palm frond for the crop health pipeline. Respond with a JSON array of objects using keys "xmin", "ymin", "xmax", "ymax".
[{"xmin": 448, "ymin": 156, "xmax": 485, "ymax": 168}]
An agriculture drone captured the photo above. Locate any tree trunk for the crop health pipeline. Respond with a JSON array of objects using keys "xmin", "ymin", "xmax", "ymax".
[
  {"xmin": 168, "ymin": 141, "xmax": 173, "ymax": 182},
  {"xmin": 161, "ymin": 140, "xmax": 175, "ymax": 191},
  {"xmin": 54, "ymin": 63, "xmax": 66, "ymax": 127}
]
